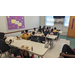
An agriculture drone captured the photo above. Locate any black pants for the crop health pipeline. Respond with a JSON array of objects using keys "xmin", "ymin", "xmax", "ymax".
[{"xmin": 62, "ymin": 44, "xmax": 74, "ymax": 58}]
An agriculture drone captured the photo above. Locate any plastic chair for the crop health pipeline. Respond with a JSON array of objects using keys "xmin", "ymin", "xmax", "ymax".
[
  {"xmin": 0, "ymin": 32, "xmax": 5, "ymax": 39},
  {"xmin": 0, "ymin": 49, "xmax": 11, "ymax": 58},
  {"xmin": 53, "ymin": 32, "xmax": 60, "ymax": 40},
  {"xmin": 31, "ymin": 35, "xmax": 39, "ymax": 42}
]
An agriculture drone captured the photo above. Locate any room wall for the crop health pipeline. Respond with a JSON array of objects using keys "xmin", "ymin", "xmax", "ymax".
[
  {"xmin": 0, "ymin": 16, "xmax": 40, "ymax": 36},
  {"xmin": 40, "ymin": 16, "xmax": 68, "ymax": 36}
]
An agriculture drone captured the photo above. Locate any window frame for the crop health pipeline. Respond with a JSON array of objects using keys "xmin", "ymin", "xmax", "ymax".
[
  {"xmin": 45, "ymin": 16, "xmax": 54, "ymax": 26},
  {"xmin": 64, "ymin": 16, "xmax": 70, "ymax": 27}
]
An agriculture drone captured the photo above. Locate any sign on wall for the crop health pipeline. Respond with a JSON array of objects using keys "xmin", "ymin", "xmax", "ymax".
[
  {"xmin": 71, "ymin": 18, "xmax": 75, "ymax": 29},
  {"xmin": 6, "ymin": 16, "xmax": 25, "ymax": 30}
]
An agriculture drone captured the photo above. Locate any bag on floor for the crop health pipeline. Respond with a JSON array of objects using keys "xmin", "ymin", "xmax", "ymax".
[{"xmin": 45, "ymin": 42, "xmax": 49, "ymax": 48}]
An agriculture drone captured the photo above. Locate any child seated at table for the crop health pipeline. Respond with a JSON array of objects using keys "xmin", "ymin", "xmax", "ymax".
[
  {"xmin": 32, "ymin": 32, "xmax": 35, "ymax": 35},
  {"xmin": 46, "ymin": 27, "xmax": 49, "ymax": 33},
  {"xmin": 41, "ymin": 29, "xmax": 43, "ymax": 34},
  {"xmin": 38, "ymin": 26, "xmax": 41, "ymax": 32},
  {"xmin": 42, "ymin": 26, "xmax": 46, "ymax": 33},
  {"xmin": 23, "ymin": 30, "xmax": 30, "ymax": 40},
  {"xmin": 20, "ymin": 50, "xmax": 34, "ymax": 58},
  {"xmin": 34, "ymin": 28, "xmax": 37, "ymax": 34},
  {"xmin": 11, "ymin": 49, "xmax": 34, "ymax": 58},
  {"xmin": 20, "ymin": 31, "xmax": 24, "ymax": 39},
  {"xmin": 50, "ymin": 29, "xmax": 54, "ymax": 35},
  {"xmin": 37, "ymin": 30, "xmax": 41, "ymax": 34},
  {"xmin": 53, "ymin": 27, "xmax": 57, "ymax": 32},
  {"xmin": 49, "ymin": 27, "xmax": 51, "ymax": 32}
]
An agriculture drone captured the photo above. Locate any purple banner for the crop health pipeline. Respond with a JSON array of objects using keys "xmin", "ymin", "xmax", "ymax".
[{"xmin": 6, "ymin": 16, "xmax": 25, "ymax": 30}]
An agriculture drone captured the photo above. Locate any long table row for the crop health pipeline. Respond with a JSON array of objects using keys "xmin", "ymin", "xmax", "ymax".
[{"xmin": 5, "ymin": 31, "xmax": 62, "ymax": 58}]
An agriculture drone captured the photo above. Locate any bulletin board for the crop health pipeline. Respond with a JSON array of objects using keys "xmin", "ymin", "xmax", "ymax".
[{"xmin": 6, "ymin": 16, "xmax": 25, "ymax": 30}]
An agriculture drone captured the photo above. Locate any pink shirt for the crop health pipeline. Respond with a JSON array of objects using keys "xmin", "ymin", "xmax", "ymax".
[
  {"xmin": 50, "ymin": 32, "xmax": 53, "ymax": 35},
  {"xmin": 46, "ymin": 29, "xmax": 49, "ymax": 32}
]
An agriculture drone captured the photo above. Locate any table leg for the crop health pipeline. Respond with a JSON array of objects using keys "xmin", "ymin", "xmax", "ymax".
[
  {"xmin": 50, "ymin": 40, "xmax": 54, "ymax": 48},
  {"xmin": 41, "ymin": 56, "xmax": 43, "ymax": 58},
  {"xmin": 38, "ymin": 56, "xmax": 40, "ymax": 58},
  {"xmin": 38, "ymin": 56, "xmax": 43, "ymax": 58}
]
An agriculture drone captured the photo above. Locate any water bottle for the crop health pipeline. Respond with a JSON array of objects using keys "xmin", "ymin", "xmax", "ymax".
[{"xmin": 31, "ymin": 46, "xmax": 33, "ymax": 51}]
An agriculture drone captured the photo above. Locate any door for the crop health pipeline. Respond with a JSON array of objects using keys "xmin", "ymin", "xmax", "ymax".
[{"xmin": 67, "ymin": 16, "xmax": 75, "ymax": 38}]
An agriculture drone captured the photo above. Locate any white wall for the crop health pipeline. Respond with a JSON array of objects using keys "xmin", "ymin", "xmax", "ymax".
[
  {"xmin": 0, "ymin": 16, "xmax": 40, "ymax": 36},
  {"xmin": 40, "ymin": 16, "xmax": 68, "ymax": 36}
]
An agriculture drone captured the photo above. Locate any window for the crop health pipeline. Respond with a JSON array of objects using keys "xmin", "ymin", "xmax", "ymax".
[
  {"xmin": 45, "ymin": 16, "xmax": 54, "ymax": 26},
  {"xmin": 64, "ymin": 16, "xmax": 70, "ymax": 27}
]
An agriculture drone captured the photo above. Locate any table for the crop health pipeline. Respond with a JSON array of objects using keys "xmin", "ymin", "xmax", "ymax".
[
  {"xmin": 34, "ymin": 33, "xmax": 44, "ymax": 36},
  {"xmin": 59, "ymin": 31, "xmax": 63, "ymax": 34},
  {"xmin": 46, "ymin": 35, "xmax": 57, "ymax": 39},
  {"xmin": 6, "ymin": 36, "xmax": 49, "ymax": 58},
  {"xmin": 46, "ymin": 35, "xmax": 57, "ymax": 48}
]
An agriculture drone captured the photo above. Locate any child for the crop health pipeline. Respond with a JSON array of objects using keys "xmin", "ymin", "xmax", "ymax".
[
  {"xmin": 20, "ymin": 31, "xmax": 24, "ymax": 39},
  {"xmin": 42, "ymin": 26, "xmax": 46, "ymax": 33},
  {"xmin": 50, "ymin": 29, "xmax": 54, "ymax": 35},
  {"xmin": 34, "ymin": 28, "xmax": 37, "ymax": 34},
  {"xmin": 38, "ymin": 26, "xmax": 41, "ymax": 32},
  {"xmin": 46, "ymin": 27, "xmax": 49, "ymax": 32},
  {"xmin": 23, "ymin": 30, "xmax": 30, "ymax": 40},
  {"xmin": 41, "ymin": 29, "xmax": 43, "ymax": 34},
  {"xmin": 37, "ymin": 30, "xmax": 41, "ymax": 34},
  {"xmin": 46, "ymin": 27, "xmax": 49, "ymax": 34},
  {"xmin": 32, "ymin": 32, "xmax": 35, "ymax": 35},
  {"xmin": 53, "ymin": 27, "xmax": 57, "ymax": 32},
  {"xmin": 20, "ymin": 50, "xmax": 34, "ymax": 58},
  {"xmin": 32, "ymin": 28, "xmax": 37, "ymax": 35},
  {"xmin": 49, "ymin": 27, "xmax": 51, "ymax": 32}
]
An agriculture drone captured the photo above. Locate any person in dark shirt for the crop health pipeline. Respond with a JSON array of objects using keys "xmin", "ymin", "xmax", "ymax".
[
  {"xmin": 46, "ymin": 27, "xmax": 49, "ymax": 34},
  {"xmin": 0, "ymin": 39, "xmax": 10, "ymax": 53},
  {"xmin": 38, "ymin": 26, "xmax": 41, "ymax": 32},
  {"xmin": 42, "ymin": 26, "xmax": 46, "ymax": 33},
  {"xmin": 0, "ymin": 32, "xmax": 7, "ymax": 40},
  {"xmin": 60, "ymin": 44, "xmax": 75, "ymax": 58}
]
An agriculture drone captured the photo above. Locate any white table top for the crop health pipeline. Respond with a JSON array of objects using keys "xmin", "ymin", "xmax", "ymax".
[
  {"xmin": 46, "ymin": 35, "xmax": 57, "ymax": 39},
  {"xmin": 6, "ymin": 36, "xmax": 49, "ymax": 56},
  {"xmin": 59, "ymin": 31, "xmax": 62, "ymax": 34},
  {"xmin": 34, "ymin": 33, "xmax": 44, "ymax": 36}
]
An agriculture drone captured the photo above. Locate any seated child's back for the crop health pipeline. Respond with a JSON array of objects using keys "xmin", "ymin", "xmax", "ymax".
[{"xmin": 53, "ymin": 27, "xmax": 57, "ymax": 32}]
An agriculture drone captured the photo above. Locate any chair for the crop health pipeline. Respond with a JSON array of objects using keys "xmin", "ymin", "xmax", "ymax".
[
  {"xmin": 0, "ymin": 49, "xmax": 11, "ymax": 58},
  {"xmin": 0, "ymin": 32, "xmax": 5, "ymax": 39},
  {"xmin": 31, "ymin": 35, "xmax": 39, "ymax": 42},
  {"xmin": 53, "ymin": 32, "xmax": 59, "ymax": 40},
  {"xmin": 53, "ymin": 32, "xmax": 58, "ymax": 35},
  {"xmin": 57, "ymin": 29, "xmax": 60, "ymax": 31},
  {"xmin": 39, "ymin": 36, "xmax": 45, "ymax": 43}
]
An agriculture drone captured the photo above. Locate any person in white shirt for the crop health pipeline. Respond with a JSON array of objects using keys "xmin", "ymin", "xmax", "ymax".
[
  {"xmin": 49, "ymin": 27, "xmax": 51, "ymax": 32},
  {"xmin": 34, "ymin": 28, "xmax": 37, "ymax": 34},
  {"xmin": 41, "ymin": 29, "xmax": 43, "ymax": 34}
]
